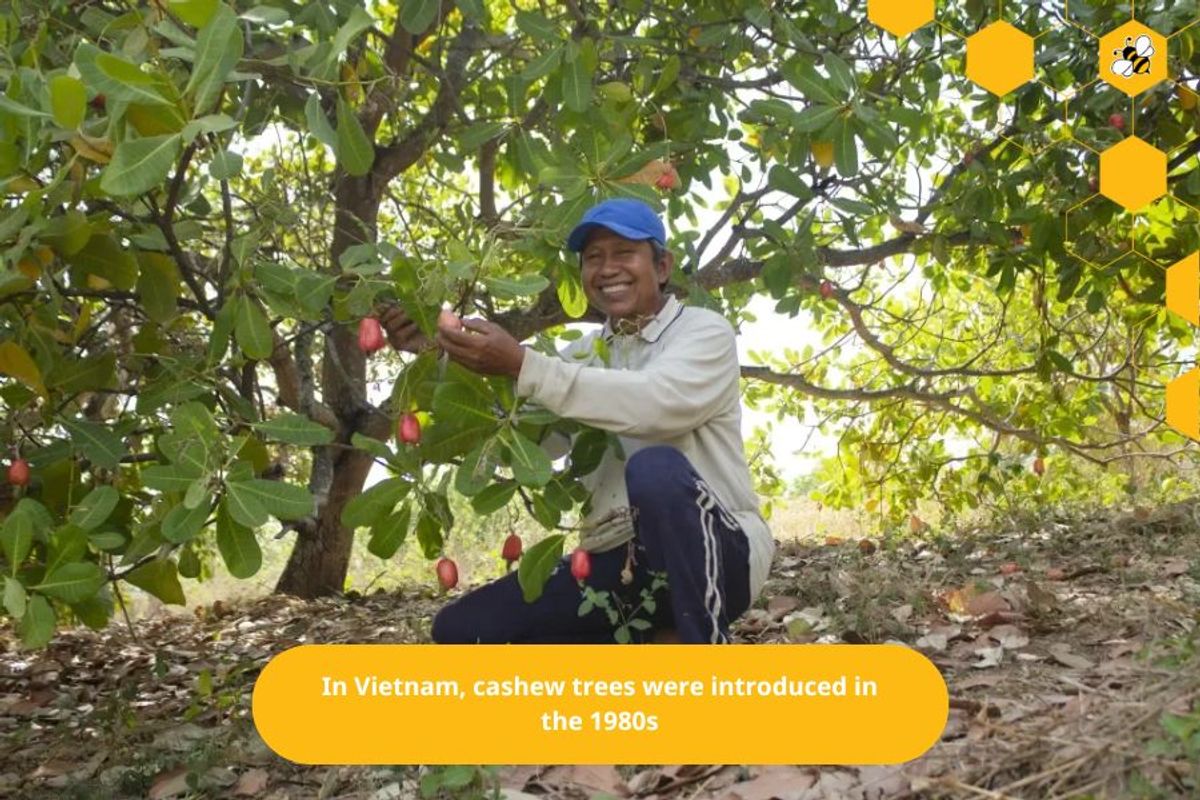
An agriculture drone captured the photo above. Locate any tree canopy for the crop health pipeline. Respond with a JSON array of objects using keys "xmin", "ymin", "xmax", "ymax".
[{"xmin": 2, "ymin": 0, "xmax": 1199, "ymax": 647}]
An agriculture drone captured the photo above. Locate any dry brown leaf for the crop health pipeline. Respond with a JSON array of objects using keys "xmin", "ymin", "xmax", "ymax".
[
  {"xmin": 955, "ymin": 673, "xmax": 1003, "ymax": 690},
  {"xmin": 719, "ymin": 766, "xmax": 815, "ymax": 800},
  {"xmin": 1048, "ymin": 643, "xmax": 1095, "ymax": 670},
  {"xmin": 233, "ymin": 768, "xmax": 270, "ymax": 796},
  {"xmin": 766, "ymin": 595, "xmax": 799, "ymax": 618},
  {"xmin": 539, "ymin": 765, "xmax": 629, "ymax": 797},
  {"xmin": 1162, "ymin": 557, "xmax": 1190, "ymax": 577},
  {"xmin": 988, "ymin": 624, "xmax": 1029, "ymax": 650},
  {"xmin": 148, "ymin": 766, "xmax": 191, "ymax": 800}
]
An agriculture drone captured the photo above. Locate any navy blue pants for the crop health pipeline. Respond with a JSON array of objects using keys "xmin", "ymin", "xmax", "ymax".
[{"xmin": 431, "ymin": 446, "xmax": 752, "ymax": 644}]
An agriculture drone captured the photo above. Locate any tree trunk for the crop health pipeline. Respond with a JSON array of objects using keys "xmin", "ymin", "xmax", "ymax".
[{"xmin": 274, "ymin": 174, "xmax": 387, "ymax": 598}]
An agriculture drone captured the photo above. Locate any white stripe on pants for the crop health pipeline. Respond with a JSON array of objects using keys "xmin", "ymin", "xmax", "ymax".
[{"xmin": 694, "ymin": 479, "xmax": 727, "ymax": 644}]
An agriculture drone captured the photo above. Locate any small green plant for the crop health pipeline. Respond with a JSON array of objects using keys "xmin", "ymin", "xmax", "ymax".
[
  {"xmin": 419, "ymin": 765, "xmax": 502, "ymax": 799},
  {"xmin": 578, "ymin": 571, "xmax": 669, "ymax": 643}
]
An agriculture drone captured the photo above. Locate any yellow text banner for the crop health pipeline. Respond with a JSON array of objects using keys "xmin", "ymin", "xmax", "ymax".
[{"xmin": 252, "ymin": 644, "xmax": 947, "ymax": 764}]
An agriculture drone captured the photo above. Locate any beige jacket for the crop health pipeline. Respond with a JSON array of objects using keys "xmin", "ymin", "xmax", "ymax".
[{"xmin": 515, "ymin": 294, "xmax": 775, "ymax": 601}]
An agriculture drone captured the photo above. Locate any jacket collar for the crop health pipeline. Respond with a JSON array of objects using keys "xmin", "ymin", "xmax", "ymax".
[{"xmin": 602, "ymin": 294, "xmax": 683, "ymax": 344}]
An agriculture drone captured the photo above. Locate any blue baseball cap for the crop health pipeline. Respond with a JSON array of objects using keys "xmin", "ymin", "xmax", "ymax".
[{"xmin": 567, "ymin": 198, "xmax": 666, "ymax": 253}]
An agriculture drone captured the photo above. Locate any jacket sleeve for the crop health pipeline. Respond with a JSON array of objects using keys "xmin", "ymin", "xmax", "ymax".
[{"xmin": 515, "ymin": 315, "xmax": 738, "ymax": 440}]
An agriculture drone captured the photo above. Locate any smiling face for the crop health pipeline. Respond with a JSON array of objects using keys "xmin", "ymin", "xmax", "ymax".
[{"xmin": 580, "ymin": 227, "xmax": 673, "ymax": 321}]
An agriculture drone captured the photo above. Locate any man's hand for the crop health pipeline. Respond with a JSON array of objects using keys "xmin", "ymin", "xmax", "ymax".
[
  {"xmin": 436, "ymin": 318, "xmax": 526, "ymax": 378},
  {"xmin": 378, "ymin": 304, "xmax": 433, "ymax": 353}
]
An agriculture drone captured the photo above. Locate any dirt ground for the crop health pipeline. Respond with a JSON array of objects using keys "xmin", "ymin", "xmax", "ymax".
[{"xmin": 1, "ymin": 498, "xmax": 1197, "ymax": 799}]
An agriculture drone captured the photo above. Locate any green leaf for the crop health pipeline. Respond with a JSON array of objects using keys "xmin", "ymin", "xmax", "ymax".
[
  {"xmin": 557, "ymin": 269, "xmax": 588, "ymax": 319},
  {"xmin": 455, "ymin": 439, "xmax": 500, "ymax": 496},
  {"xmin": 515, "ymin": 10, "xmax": 560, "ymax": 42},
  {"xmin": 33, "ymin": 562, "xmax": 105, "ymax": 604},
  {"xmin": 399, "ymin": 0, "xmax": 438, "ymax": 34},
  {"xmin": 50, "ymin": 75, "xmax": 87, "ymax": 129},
  {"xmin": 66, "ymin": 233, "xmax": 139, "ymax": 291},
  {"xmin": 833, "ymin": 119, "xmax": 858, "ymax": 178},
  {"xmin": 88, "ymin": 531, "xmax": 126, "ymax": 551},
  {"xmin": 181, "ymin": 112, "xmax": 236, "ymax": 143},
  {"xmin": 505, "ymin": 429, "xmax": 553, "ymax": 487},
  {"xmin": 63, "ymin": 419, "xmax": 125, "ymax": 470},
  {"xmin": 125, "ymin": 558, "xmax": 186, "ymax": 605},
  {"xmin": 414, "ymin": 509, "xmax": 443, "ymax": 559},
  {"xmin": 823, "ymin": 53, "xmax": 856, "ymax": 97},
  {"xmin": 0, "ymin": 341, "xmax": 46, "ymax": 397},
  {"xmin": 227, "ymin": 479, "xmax": 314, "ymax": 520},
  {"xmin": 332, "ymin": 6, "xmax": 375, "ymax": 56},
  {"xmin": 420, "ymin": 422, "xmax": 494, "ymax": 463},
  {"xmin": 143, "ymin": 462, "xmax": 204, "ymax": 492},
  {"xmin": 209, "ymin": 148, "xmax": 242, "ymax": 180},
  {"xmin": 217, "ymin": 500, "xmax": 261, "ymax": 578},
  {"xmin": 170, "ymin": 0, "xmax": 219, "ymax": 27},
  {"xmin": 520, "ymin": 46, "xmax": 563, "ymax": 82},
  {"xmin": 0, "ymin": 508, "xmax": 32, "ymax": 576},
  {"xmin": 186, "ymin": 3, "xmax": 243, "ymax": 114},
  {"xmin": 253, "ymin": 413, "xmax": 335, "ymax": 446},
  {"xmin": 69, "ymin": 486, "xmax": 120, "ymax": 532},
  {"xmin": 351, "ymin": 432, "xmax": 393, "ymax": 460},
  {"xmin": 223, "ymin": 479, "xmax": 269, "ymax": 528},
  {"xmin": 137, "ymin": 252, "xmax": 180, "ymax": 323},
  {"xmin": 342, "ymin": 477, "xmax": 411, "ymax": 529},
  {"xmin": 784, "ymin": 58, "xmax": 840, "ymax": 105},
  {"xmin": 4, "ymin": 576, "xmax": 26, "ymax": 619},
  {"xmin": 517, "ymin": 533, "xmax": 565, "ymax": 602},
  {"xmin": 470, "ymin": 480, "xmax": 517, "ymax": 514},
  {"xmin": 367, "ymin": 503, "xmax": 411, "ymax": 559},
  {"xmin": 482, "ymin": 273, "xmax": 550, "ymax": 298},
  {"xmin": 74, "ymin": 43, "xmax": 170, "ymax": 107},
  {"xmin": 767, "ymin": 165, "xmax": 812, "ymax": 201},
  {"xmin": 161, "ymin": 498, "xmax": 211, "ymax": 543},
  {"xmin": 19, "ymin": 595, "xmax": 55, "ymax": 648},
  {"xmin": 829, "ymin": 197, "xmax": 874, "ymax": 216},
  {"xmin": 44, "ymin": 525, "xmax": 87, "ymax": 578},
  {"xmin": 0, "ymin": 95, "xmax": 50, "ymax": 118},
  {"xmin": 432, "ymin": 382, "xmax": 497, "ymax": 429},
  {"xmin": 562, "ymin": 53, "xmax": 592, "ymax": 113},
  {"xmin": 459, "ymin": 120, "xmax": 508, "ymax": 152},
  {"xmin": 234, "ymin": 294, "xmax": 274, "ymax": 360},
  {"xmin": 455, "ymin": 0, "xmax": 485, "ymax": 22},
  {"xmin": 100, "ymin": 134, "xmax": 182, "ymax": 197},
  {"xmin": 792, "ymin": 104, "xmax": 841, "ymax": 133},
  {"xmin": 335, "ymin": 96, "xmax": 374, "ymax": 176},
  {"xmin": 304, "ymin": 93, "xmax": 337, "ymax": 148}
]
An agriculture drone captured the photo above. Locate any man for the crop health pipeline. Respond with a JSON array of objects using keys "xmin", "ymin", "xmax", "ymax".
[{"xmin": 382, "ymin": 198, "xmax": 774, "ymax": 644}]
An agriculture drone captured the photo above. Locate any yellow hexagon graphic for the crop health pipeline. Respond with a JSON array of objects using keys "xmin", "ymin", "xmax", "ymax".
[
  {"xmin": 1166, "ymin": 367, "xmax": 1200, "ymax": 442},
  {"xmin": 966, "ymin": 22, "xmax": 1035, "ymax": 97},
  {"xmin": 1099, "ymin": 137, "xmax": 1166, "ymax": 212},
  {"xmin": 1166, "ymin": 251, "xmax": 1199, "ymax": 325},
  {"xmin": 868, "ymin": 0, "xmax": 934, "ymax": 38},
  {"xmin": 1100, "ymin": 21, "xmax": 1167, "ymax": 97}
]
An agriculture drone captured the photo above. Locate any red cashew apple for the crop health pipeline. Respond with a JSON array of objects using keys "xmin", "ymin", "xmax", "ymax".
[
  {"xmin": 819, "ymin": 280, "xmax": 834, "ymax": 300},
  {"xmin": 7, "ymin": 459, "xmax": 30, "ymax": 487},
  {"xmin": 436, "ymin": 557, "xmax": 458, "ymax": 590},
  {"xmin": 501, "ymin": 533, "xmax": 523, "ymax": 563},
  {"xmin": 570, "ymin": 547, "xmax": 591, "ymax": 581},
  {"xmin": 1033, "ymin": 457, "xmax": 1045, "ymax": 476},
  {"xmin": 655, "ymin": 166, "xmax": 679, "ymax": 191},
  {"xmin": 397, "ymin": 412, "xmax": 421, "ymax": 444},
  {"xmin": 1109, "ymin": 113, "xmax": 1125, "ymax": 131},
  {"xmin": 357, "ymin": 317, "xmax": 386, "ymax": 354}
]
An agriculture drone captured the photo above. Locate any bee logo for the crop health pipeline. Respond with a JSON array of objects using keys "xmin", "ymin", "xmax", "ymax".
[{"xmin": 1111, "ymin": 35, "xmax": 1154, "ymax": 78}]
